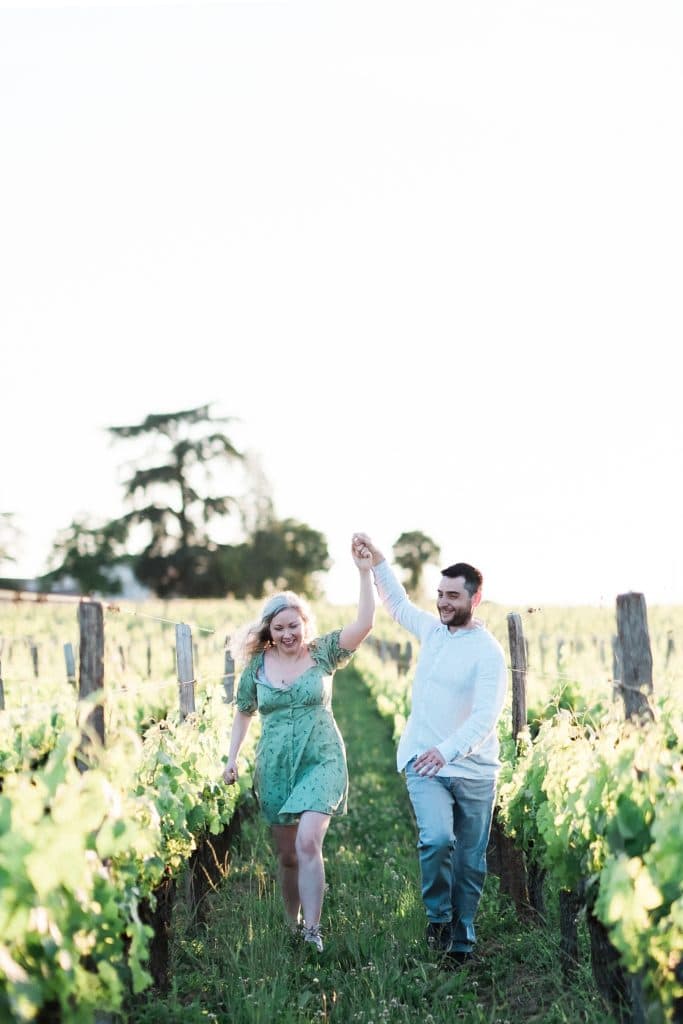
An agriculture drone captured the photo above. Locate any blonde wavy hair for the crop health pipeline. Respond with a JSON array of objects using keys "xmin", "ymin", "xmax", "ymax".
[{"xmin": 236, "ymin": 591, "xmax": 317, "ymax": 664}]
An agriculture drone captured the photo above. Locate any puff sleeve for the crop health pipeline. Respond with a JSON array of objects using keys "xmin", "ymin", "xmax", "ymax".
[
  {"xmin": 311, "ymin": 629, "xmax": 355, "ymax": 674},
  {"xmin": 235, "ymin": 660, "xmax": 258, "ymax": 715}
]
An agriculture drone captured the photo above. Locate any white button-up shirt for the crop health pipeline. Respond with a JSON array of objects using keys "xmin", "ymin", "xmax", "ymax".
[{"xmin": 373, "ymin": 559, "xmax": 508, "ymax": 779}]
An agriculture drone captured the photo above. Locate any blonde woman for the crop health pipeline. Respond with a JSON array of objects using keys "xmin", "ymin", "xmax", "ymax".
[{"xmin": 222, "ymin": 536, "xmax": 374, "ymax": 952}]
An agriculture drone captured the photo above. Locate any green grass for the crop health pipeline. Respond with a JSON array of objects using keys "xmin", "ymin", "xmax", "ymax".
[{"xmin": 125, "ymin": 667, "xmax": 614, "ymax": 1024}]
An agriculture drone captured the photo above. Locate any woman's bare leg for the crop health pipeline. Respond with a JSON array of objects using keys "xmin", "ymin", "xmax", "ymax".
[
  {"xmin": 271, "ymin": 823, "xmax": 300, "ymax": 927},
  {"xmin": 295, "ymin": 811, "xmax": 331, "ymax": 928}
]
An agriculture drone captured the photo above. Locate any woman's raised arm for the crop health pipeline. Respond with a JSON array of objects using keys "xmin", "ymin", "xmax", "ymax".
[{"xmin": 339, "ymin": 537, "xmax": 375, "ymax": 651}]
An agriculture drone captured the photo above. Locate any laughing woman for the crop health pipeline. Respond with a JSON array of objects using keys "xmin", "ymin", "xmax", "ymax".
[{"xmin": 222, "ymin": 536, "xmax": 375, "ymax": 952}]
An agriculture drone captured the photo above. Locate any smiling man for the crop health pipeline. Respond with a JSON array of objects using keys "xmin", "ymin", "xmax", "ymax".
[{"xmin": 352, "ymin": 533, "xmax": 508, "ymax": 966}]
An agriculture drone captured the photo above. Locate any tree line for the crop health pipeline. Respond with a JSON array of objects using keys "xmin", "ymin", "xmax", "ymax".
[{"xmin": 2, "ymin": 404, "xmax": 441, "ymax": 600}]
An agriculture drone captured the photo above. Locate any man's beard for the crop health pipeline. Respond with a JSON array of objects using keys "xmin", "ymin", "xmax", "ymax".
[{"xmin": 440, "ymin": 608, "xmax": 472, "ymax": 628}]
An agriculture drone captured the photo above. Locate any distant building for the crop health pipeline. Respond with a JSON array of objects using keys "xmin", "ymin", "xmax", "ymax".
[
  {"xmin": 98, "ymin": 563, "xmax": 152, "ymax": 600},
  {"xmin": 0, "ymin": 563, "xmax": 152, "ymax": 601},
  {"xmin": 0, "ymin": 575, "xmax": 80, "ymax": 596}
]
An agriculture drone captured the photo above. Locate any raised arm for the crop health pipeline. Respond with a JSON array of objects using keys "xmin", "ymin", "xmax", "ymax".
[
  {"xmin": 352, "ymin": 531, "xmax": 385, "ymax": 567},
  {"xmin": 352, "ymin": 531, "xmax": 434, "ymax": 639},
  {"xmin": 339, "ymin": 537, "xmax": 375, "ymax": 651}
]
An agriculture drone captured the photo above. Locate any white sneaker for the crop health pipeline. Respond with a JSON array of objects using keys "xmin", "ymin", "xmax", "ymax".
[{"xmin": 302, "ymin": 924, "xmax": 324, "ymax": 952}]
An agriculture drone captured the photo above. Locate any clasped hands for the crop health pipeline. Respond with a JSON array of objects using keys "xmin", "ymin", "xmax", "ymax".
[{"xmin": 351, "ymin": 533, "xmax": 374, "ymax": 569}]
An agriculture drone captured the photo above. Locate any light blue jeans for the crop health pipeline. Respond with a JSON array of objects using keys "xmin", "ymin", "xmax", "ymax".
[{"xmin": 405, "ymin": 762, "xmax": 496, "ymax": 953}]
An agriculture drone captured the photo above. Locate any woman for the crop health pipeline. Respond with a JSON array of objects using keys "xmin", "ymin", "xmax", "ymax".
[{"xmin": 222, "ymin": 536, "xmax": 374, "ymax": 952}]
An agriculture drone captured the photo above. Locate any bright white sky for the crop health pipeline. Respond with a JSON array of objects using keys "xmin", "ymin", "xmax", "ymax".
[{"xmin": 1, "ymin": 0, "xmax": 682, "ymax": 607}]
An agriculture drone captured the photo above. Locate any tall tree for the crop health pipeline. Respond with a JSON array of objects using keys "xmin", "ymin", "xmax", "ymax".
[
  {"xmin": 230, "ymin": 453, "xmax": 330, "ymax": 598},
  {"xmin": 46, "ymin": 406, "xmax": 332, "ymax": 599},
  {"xmin": 108, "ymin": 404, "xmax": 243, "ymax": 595},
  {"xmin": 250, "ymin": 518, "xmax": 330, "ymax": 598},
  {"xmin": 46, "ymin": 517, "xmax": 129, "ymax": 594},
  {"xmin": 237, "ymin": 451, "xmax": 277, "ymax": 537},
  {"xmin": 392, "ymin": 530, "xmax": 441, "ymax": 598}
]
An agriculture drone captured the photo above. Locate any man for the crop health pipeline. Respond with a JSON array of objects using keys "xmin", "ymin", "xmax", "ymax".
[{"xmin": 352, "ymin": 533, "xmax": 507, "ymax": 964}]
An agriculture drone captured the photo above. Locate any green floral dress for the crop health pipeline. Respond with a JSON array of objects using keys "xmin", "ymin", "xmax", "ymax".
[{"xmin": 236, "ymin": 629, "xmax": 354, "ymax": 825}]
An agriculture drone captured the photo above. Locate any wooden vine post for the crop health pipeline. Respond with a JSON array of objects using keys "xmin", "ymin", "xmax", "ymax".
[
  {"xmin": 77, "ymin": 601, "xmax": 105, "ymax": 771},
  {"xmin": 611, "ymin": 635, "xmax": 622, "ymax": 702},
  {"xmin": 399, "ymin": 640, "xmax": 412, "ymax": 676},
  {"xmin": 487, "ymin": 611, "xmax": 534, "ymax": 917},
  {"xmin": 64, "ymin": 641, "xmax": 76, "ymax": 685},
  {"xmin": 175, "ymin": 623, "xmax": 196, "ymax": 720},
  {"xmin": 0, "ymin": 657, "xmax": 4, "ymax": 711},
  {"xmin": 582, "ymin": 592, "xmax": 654, "ymax": 1024},
  {"xmin": 616, "ymin": 592, "xmax": 654, "ymax": 723},
  {"xmin": 508, "ymin": 613, "xmax": 528, "ymax": 743},
  {"xmin": 143, "ymin": 622, "xmax": 196, "ymax": 991},
  {"xmin": 223, "ymin": 638, "xmax": 235, "ymax": 703},
  {"xmin": 178, "ymin": 632, "xmax": 241, "ymax": 924}
]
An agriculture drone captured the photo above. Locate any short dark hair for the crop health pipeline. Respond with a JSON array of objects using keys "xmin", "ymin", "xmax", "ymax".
[{"xmin": 441, "ymin": 562, "xmax": 483, "ymax": 598}]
